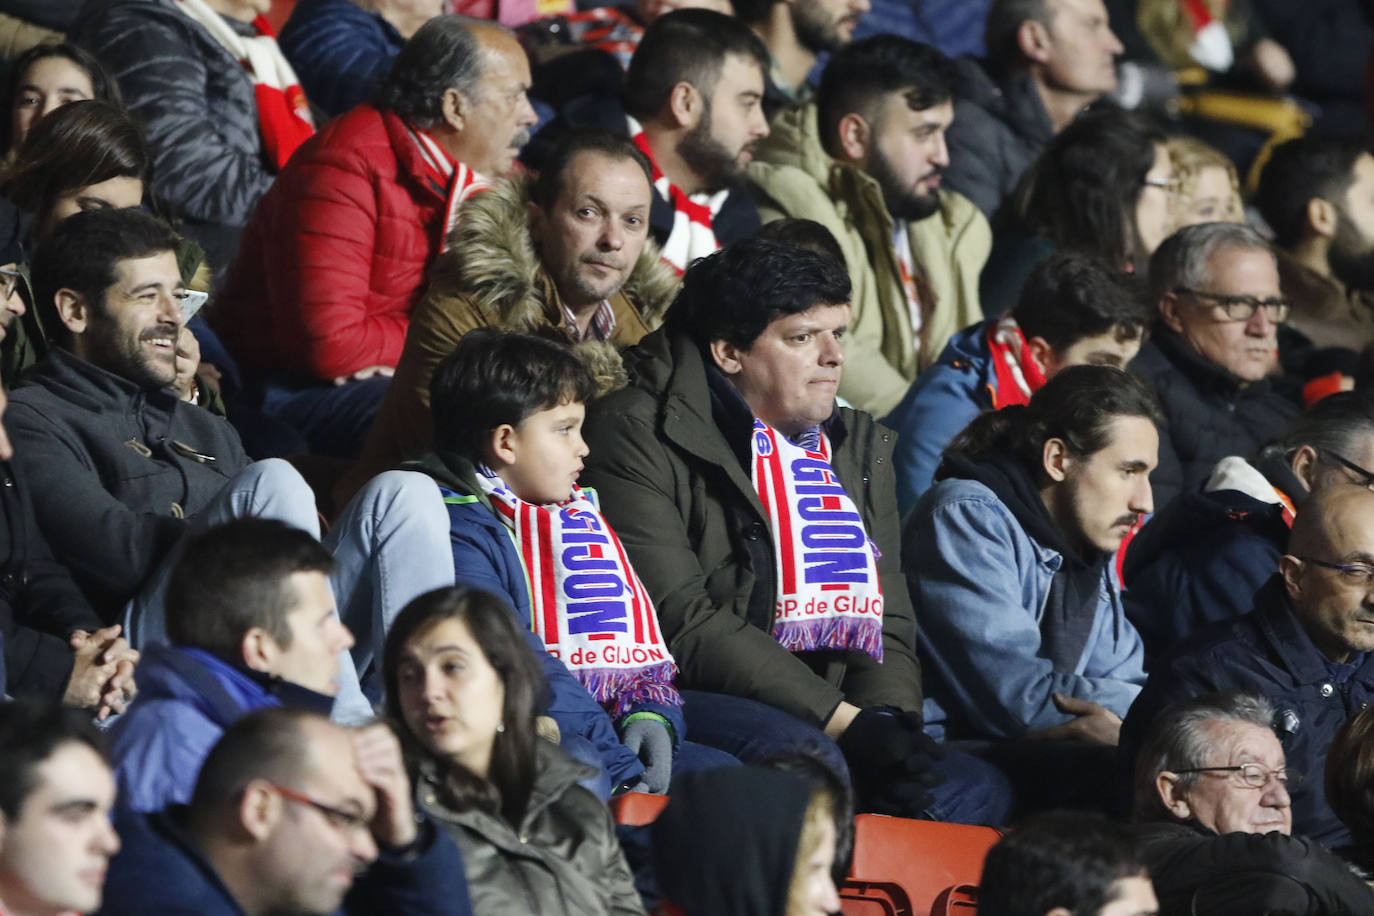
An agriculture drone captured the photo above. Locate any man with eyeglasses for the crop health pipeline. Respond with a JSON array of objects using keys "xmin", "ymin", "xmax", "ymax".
[
  {"xmin": 1128, "ymin": 692, "xmax": 1374, "ymax": 914},
  {"xmin": 1130, "ymin": 222, "xmax": 1301, "ymax": 510},
  {"xmin": 1125, "ymin": 392, "xmax": 1374, "ymax": 660},
  {"xmin": 1122, "ymin": 484, "xmax": 1374, "ymax": 847},
  {"xmin": 99, "ymin": 706, "xmax": 471, "ymax": 916}
]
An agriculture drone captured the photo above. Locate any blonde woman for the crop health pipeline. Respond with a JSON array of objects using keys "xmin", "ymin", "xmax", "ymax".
[{"xmin": 1165, "ymin": 136, "xmax": 1244, "ymax": 231}]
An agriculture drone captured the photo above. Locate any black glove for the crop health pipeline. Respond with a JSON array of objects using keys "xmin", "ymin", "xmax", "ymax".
[{"xmin": 837, "ymin": 707, "xmax": 947, "ymax": 816}]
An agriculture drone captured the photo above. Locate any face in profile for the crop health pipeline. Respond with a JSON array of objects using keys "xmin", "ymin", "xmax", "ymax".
[
  {"xmin": 491, "ymin": 400, "xmax": 589, "ymax": 507},
  {"xmin": 266, "ymin": 570, "xmax": 354, "ymax": 697},
  {"xmin": 1328, "ymin": 152, "xmax": 1374, "ymax": 293},
  {"xmin": 676, "ymin": 53, "xmax": 769, "ymax": 192},
  {"xmin": 1047, "ymin": 414, "xmax": 1157, "ymax": 555},
  {"xmin": 1158, "ymin": 718, "xmax": 1292, "ymax": 836},
  {"xmin": 458, "ymin": 32, "xmax": 538, "ymax": 179},
  {"xmin": 1281, "ymin": 487, "xmax": 1374, "ymax": 662},
  {"xmin": 10, "ymin": 55, "xmax": 93, "ymax": 153},
  {"xmin": 864, "ymin": 95, "xmax": 953, "ymax": 223},
  {"xmin": 0, "ymin": 740, "xmax": 120, "ymax": 916},
  {"xmin": 1037, "ymin": 0, "xmax": 1123, "ymax": 96},
  {"xmin": 791, "ymin": 0, "xmax": 869, "ymax": 54},
  {"xmin": 1135, "ymin": 144, "xmax": 1175, "ymax": 259}
]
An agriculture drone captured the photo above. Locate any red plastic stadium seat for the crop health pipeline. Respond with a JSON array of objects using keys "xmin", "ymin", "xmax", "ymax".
[
  {"xmin": 847, "ymin": 815, "xmax": 1001, "ymax": 916},
  {"xmin": 611, "ymin": 791, "xmax": 670, "ymax": 826},
  {"xmin": 840, "ymin": 879, "xmax": 915, "ymax": 916},
  {"xmin": 930, "ymin": 884, "xmax": 979, "ymax": 915}
]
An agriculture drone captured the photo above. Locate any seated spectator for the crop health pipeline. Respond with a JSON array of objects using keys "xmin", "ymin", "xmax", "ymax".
[
  {"xmin": 9, "ymin": 208, "xmax": 456, "ymax": 720},
  {"xmin": 71, "ymin": 0, "xmax": 315, "ymax": 271},
  {"xmin": 1121, "ymin": 484, "xmax": 1374, "ymax": 846},
  {"xmin": 1249, "ymin": 0, "xmax": 1371, "ymax": 140},
  {"xmin": 109, "ymin": 519, "xmax": 354, "ymax": 812},
  {"xmin": 526, "ymin": 9, "xmax": 769, "ymax": 274},
  {"xmin": 981, "ymin": 106, "xmax": 1170, "ymax": 319},
  {"xmin": 584, "ymin": 238, "xmax": 1011, "ymax": 825},
  {"xmin": 357, "ymin": 128, "xmax": 678, "ymax": 476},
  {"xmin": 1131, "ymin": 222, "xmax": 1301, "ymax": 509},
  {"xmin": 749, "ymin": 36, "xmax": 990, "ymax": 416},
  {"xmin": 1164, "ymin": 135, "xmax": 1242, "ymax": 232},
  {"xmin": 410, "ymin": 329, "xmax": 745, "ymax": 794},
  {"xmin": 1327, "ymin": 704, "xmax": 1374, "ymax": 873},
  {"xmin": 0, "ymin": 698, "xmax": 120, "ymax": 916},
  {"xmin": 1132, "ymin": 692, "xmax": 1374, "ymax": 915},
  {"xmin": 887, "ymin": 251, "xmax": 1150, "ymax": 512},
  {"xmin": 100, "ymin": 706, "xmax": 471, "ymax": 915},
  {"xmin": 978, "ymin": 811, "xmax": 1157, "ymax": 916},
  {"xmin": 280, "ymin": 0, "xmax": 443, "ymax": 119},
  {"xmin": 650, "ymin": 766, "xmax": 842, "ymax": 916},
  {"xmin": 1254, "ymin": 136, "xmax": 1374, "ymax": 355},
  {"xmin": 384, "ymin": 586, "xmax": 645, "ymax": 914},
  {"xmin": 1, "ymin": 41, "xmax": 120, "ymax": 155},
  {"xmin": 1125, "ymin": 392, "xmax": 1374, "ymax": 659},
  {"xmin": 730, "ymin": 0, "xmax": 868, "ymax": 113},
  {"xmin": 944, "ymin": 0, "xmax": 1125, "ymax": 220},
  {"xmin": 216, "ymin": 15, "xmax": 538, "ymax": 458},
  {"xmin": 907, "ymin": 365, "xmax": 1156, "ymax": 811}
]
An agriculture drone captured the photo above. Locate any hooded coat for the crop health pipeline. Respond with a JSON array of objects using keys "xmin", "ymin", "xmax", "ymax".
[
  {"xmin": 746, "ymin": 102, "xmax": 990, "ymax": 417},
  {"xmin": 357, "ymin": 176, "xmax": 679, "ymax": 475}
]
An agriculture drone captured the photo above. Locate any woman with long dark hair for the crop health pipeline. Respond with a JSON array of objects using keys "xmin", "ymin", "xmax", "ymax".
[
  {"xmin": 2, "ymin": 42, "xmax": 121, "ymax": 155},
  {"xmin": 384, "ymin": 587, "xmax": 646, "ymax": 916}
]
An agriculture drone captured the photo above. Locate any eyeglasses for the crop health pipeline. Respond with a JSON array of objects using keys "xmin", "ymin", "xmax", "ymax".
[
  {"xmin": 1173, "ymin": 287, "xmax": 1291, "ymax": 323},
  {"xmin": 1318, "ymin": 448, "xmax": 1374, "ymax": 491},
  {"xmin": 1294, "ymin": 555, "xmax": 1374, "ymax": 588},
  {"xmin": 268, "ymin": 783, "xmax": 372, "ymax": 834},
  {"xmin": 1172, "ymin": 763, "xmax": 1299, "ymax": 789},
  {"xmin": 0, "ymin": 264, "xmax": 25, "ymax": 302},
  {"xmin": 1142, "ymin": 177, "xmax": 1181, "ymax": 195}
]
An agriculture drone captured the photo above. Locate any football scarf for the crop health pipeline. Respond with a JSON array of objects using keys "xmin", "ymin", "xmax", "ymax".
[
  {"xmin": 985, "ymin": 315, "xmax": 1047, "ymax": 409},
  {"xmin": 475, "ymin": 468, "xmax": 682, "ymax": 718},
  {"xmin": 406, "ymin": 124, "xmax": 490, "ymax": 253},
  {"xmin": 750, "ymin": 419, "xmax": 884, "ymax": 660},
  {"xmin": 174, "ymin": 0, "xmax": 314, "ymax": 169},
  {"xmin": 626, "ymin": 114, "xmax": 728, "ymax": 274}
]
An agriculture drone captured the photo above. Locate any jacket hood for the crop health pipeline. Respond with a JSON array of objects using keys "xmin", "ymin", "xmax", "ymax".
[{"xmin": 427, "ymin": 175, "xmax": 679, "ymax": 333}]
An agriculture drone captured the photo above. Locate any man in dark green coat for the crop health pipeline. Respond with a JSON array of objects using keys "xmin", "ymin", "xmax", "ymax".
[{"xmin": 582, "ymin": 237, "xmax": 1011, "ymax": 824}]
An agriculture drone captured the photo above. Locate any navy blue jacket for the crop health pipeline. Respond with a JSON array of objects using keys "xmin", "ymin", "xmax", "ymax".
[
  {"xmin": 280, "ymin": 0, "xmax": 403, "ymax": 118},
  {"xmin": 98, "ymin": 803, "xmax": 473, "ymax": 915},
  {"xmin": 407, "ymin": 451, "xmax": 652, "ymax": 790},
  {"xmin": 1121, "ymin": 575, "xmax": 1374, "ymax": 847}
]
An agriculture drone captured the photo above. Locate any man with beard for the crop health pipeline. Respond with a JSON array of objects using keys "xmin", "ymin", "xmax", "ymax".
[
  {"xmin": 1255, "ymin": 137, "xmax": 1374, "ymax": 356},
  {"xmin": 729, "ymin": 0, "xmax": 870, "ymax": 114},
  {"xmin": 216, "ymin": 14, "xmax": 539, "ymax": 457},
  {"xmin": 748, "ymin": 36, "xmax": 990, "ymax": 416}
]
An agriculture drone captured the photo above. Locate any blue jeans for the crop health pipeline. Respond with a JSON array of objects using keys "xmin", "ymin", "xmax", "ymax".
[{"xmin": 259, "ymin": 374, "xmax": 391, "ymax": 459}]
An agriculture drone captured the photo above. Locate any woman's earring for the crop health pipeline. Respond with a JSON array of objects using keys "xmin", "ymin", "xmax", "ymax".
[{"xmin": 496, "ymin": 722, "xmax": 506, "ymax": 734}]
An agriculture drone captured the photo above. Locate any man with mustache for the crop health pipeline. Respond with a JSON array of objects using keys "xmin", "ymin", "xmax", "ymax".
[
  {"xmin": 216, "ymin": 14, "xmax": 538, "ymax": 458},
  {"xmin": 353, "ymin": 128, "xmax": 679, "ymax": 477},
  {"xmin": 729, "ymin": 0, "xmax": 870, "ymax": 114},
  {"xmin": 1255, "ymin": 136, "xmax": 1374, "ymax": 357},
  {"xmin": 748, "ymin": 35, "xmax": 990, "ymax": 417},
  {"xmin": 906, "ymin": 365, "xmax": 1157, "ymax": 806}
]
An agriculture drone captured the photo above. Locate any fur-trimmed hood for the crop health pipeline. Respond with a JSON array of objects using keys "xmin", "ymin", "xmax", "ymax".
[{"xmin": 427, "ymin": 175, "xmax": 680, "ymax": 333}]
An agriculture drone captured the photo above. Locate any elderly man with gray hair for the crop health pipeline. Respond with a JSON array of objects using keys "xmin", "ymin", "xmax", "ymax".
[
  {"xmin": 1129, "ymin": 691, "xmax": 1374, "ymax": 915},
  {"xmin": 1130, "ymin": 222, "xmax": 1302, "ymax": 510}
]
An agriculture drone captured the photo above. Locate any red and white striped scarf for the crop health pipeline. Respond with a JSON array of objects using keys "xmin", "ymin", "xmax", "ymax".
[
  {"xmin": 751, "ymin": 419, "xmax": 884, "ymax": 660},
  {"xmin": 174, "ymin": 0, "xmax": 314, "ymax": 170},
  {"xmin": 406, "ymin": 124, "xmax": 491, "ymax": 253},
  {"xmin": 626, "ymin": 115, "xmax": 728, "ymax": 274},
  {"xmin": 476, "ymin": 468, "xmax": 682, "ymax": 718},
  {"xmin": 985, "ymin": 315, "xmax": 1046, "ymax": 409}
]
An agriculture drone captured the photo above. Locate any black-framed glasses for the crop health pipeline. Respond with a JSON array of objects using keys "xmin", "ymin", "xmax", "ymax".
[
  {"xmin": 1318, "ymin": 448, "xmax": 1374, "ymax": 490},
  {"xmin": 1173, "ymin": 287, "xmax": 1291, "ymax": 323},
  {"xmin": 268, "ymin": 783, "xmax": 371, "ymax": 833},
  {"xmin": 0, "ymin": 264, "xmax": 25, "ymax": 302},
  {"xmin": 1171, "ymin": 763, "xmax": 1298, "ymax": 789},
  {"xmin": 1294, "ymin": 555, "xmax": 1374, "ymax": 588}
]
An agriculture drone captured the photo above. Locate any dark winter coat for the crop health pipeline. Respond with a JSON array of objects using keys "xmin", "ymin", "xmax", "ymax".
[{"xmin": 279, "ymin": 0, "xmax": 403, "ymax": 118}]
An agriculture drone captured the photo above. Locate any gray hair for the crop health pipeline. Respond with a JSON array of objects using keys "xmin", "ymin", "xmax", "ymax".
[
  {"xmin": 1258, "ymin": 390, "xmax": 1374, "ymax": 468},
  {"xmin": 1132, "ymin": 691, "xmax": 1276, "ymax": 822},
  {"xmin": 374, "ymin": 15, "xmax": 506, "ymax": 128},
  {"xmin": 1147, "ymin": 221, "xmax": 1275, "ymax": 307}
]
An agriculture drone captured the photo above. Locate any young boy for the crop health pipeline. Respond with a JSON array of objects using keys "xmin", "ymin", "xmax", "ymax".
[{"xmin": 413, "ymin": 329, "xmax": 729, "ymax": 795}]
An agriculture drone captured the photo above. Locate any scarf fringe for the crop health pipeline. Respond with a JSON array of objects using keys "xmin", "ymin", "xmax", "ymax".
[
  {"xmin": 773, "ymin": 615, "xmax": 884, "ymax": 661},
  {"xmin": 578, "ymin": 662, "xmax": 683, "ymax": 718}
]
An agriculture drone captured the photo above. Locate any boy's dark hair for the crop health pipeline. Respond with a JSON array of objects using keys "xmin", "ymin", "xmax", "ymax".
[
  {"xmin": 666, "ymin": 237, "xmax": 851, "ymax": 353},
  {"xmin": 978, "ymin": 811, "xmax": 1149, "ymax": 916},
  {"xmin": 0, "ymin": 698, "xmax": 106, "ymax": 820},
  {"xmin": 1011, "ymin": 252, "xmax": 1151, "ymax": 351},
  {"xmin": 374, "ymin": 15, "xmax": 489, "ymax": 129},
  {"xmin": 818, "ymin": 36, "xmax": 956, "ymax": 158},
  {"xmin": 753, "ymin": 218, "xmax": 846, "ymax": 267},
  {"xmin": 623, "ymin": 10, "xmax": 769, "ymax": 121},
  {"xmin": 947, "ymin": 364, "xmax": 1162, "ymax": 474},
  {"xmin": 1255, "ymin": 136, "xmax": 1369, "ymax": 249},
  {"xmin": 166, "ymin": 519, "xmax": 335, "ymax": 660},
  {"xmin": 30, "ymin": 207, "xmax": 181, "ymax": 346},
  {"xmin": 529, "ymin": 128, "xmax": 652, "ymax": 213},
  {"xmin": 430, "ymin": 329, "xmax": 598, "ymax": 463}
]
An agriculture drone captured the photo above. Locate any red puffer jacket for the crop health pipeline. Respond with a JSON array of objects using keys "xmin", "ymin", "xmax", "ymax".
[{"xmin": 215, "ymin": 105, "xmax": 448, "ymax": 381}]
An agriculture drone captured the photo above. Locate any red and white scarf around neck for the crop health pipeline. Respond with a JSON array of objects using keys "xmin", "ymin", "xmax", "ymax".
[
  {"xmin": 174, "ymin": 0, "xmax": 314, "ymax": 170},
  {"xmin": 476, "ymin": 468, "xmax": 682, "ymax": 718},
  {"xmin": 406, "ymin": 125, "xmax": 491, "ymax": 254},
  {"xmin": 626, "ymin": 114, "xmax": 728, "ymax": 274},
  {"xmin": 985, "ymin": 315, "xmax": 1046, "ymax": 409},
  {"xmin": 751, "ymin": 419, "xmax": 884, "ymax": 660}
]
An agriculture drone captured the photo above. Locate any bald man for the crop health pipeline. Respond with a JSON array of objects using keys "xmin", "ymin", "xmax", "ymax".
[{"xmin": 1121, "ymin": 485, "xmax": 1374, "ymax": 847}]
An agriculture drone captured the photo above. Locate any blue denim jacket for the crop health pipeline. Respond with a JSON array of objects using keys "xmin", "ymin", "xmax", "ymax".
[{"xmin": 905, "ymin": 478, "xmax": 1146, "ymax": 740}]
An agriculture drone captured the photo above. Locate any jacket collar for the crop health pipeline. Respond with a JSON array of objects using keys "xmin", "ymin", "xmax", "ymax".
[
  {"xmin": 1251, "ymin": 573, "xmax": 1374, "ymax": 683},
  {"xmin": 378, "ymin": 106, "xmax": 454, "ymax": 203},
  {"xmin": 20, "ymin": 347, "xmax": 179, "ymax": 412},
  {"xmin": 1148, "ymin": 327, "xmax": 1272, "ymax": 401}
]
